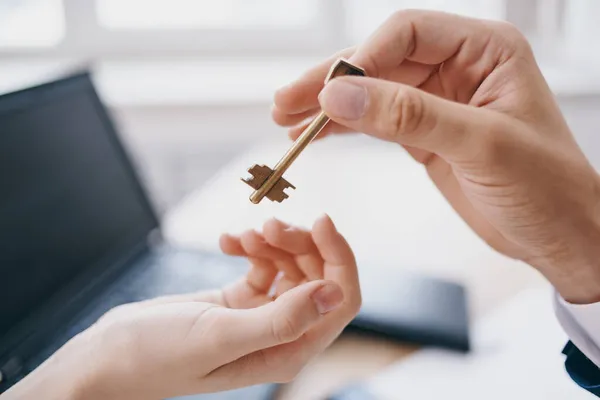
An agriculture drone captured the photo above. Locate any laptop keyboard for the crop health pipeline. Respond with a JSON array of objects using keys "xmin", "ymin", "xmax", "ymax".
[
  {"xmin": 81, "ymin": 248, "xmax": 246, "ymax": 315},
  {"xmin": 28, "ymin": 247, "xmax": 248, "ymax": 370}
]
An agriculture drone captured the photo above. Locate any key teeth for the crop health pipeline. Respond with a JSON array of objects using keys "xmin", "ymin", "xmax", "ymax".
[
  {"xmin": 241, "ymin": 164, "xmax": 273, "ymax": 190},
  {"xmin": 241, "ymin": 164, "xmax": 296, "ymax": 203},
  {"xmin": 268, "ymin": 192, "xmax": 288, "ymax": 203},
  {"xmin": 240, "ymin": 176, "xmax": 260, "ymax": 190},
  {"xmin": 265, "ymin": 177, "xmax": 295, "ymax": 203}
]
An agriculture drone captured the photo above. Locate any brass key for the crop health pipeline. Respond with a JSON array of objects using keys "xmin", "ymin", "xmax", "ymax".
[{"xmin": 241, "ymin": 58, "xmax": 366, "ymax": 204}]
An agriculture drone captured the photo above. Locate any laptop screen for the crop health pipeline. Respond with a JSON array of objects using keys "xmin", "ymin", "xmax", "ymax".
[{"xmin": 0, "ymin": 74, "xmax": 158, "ymax": 342}]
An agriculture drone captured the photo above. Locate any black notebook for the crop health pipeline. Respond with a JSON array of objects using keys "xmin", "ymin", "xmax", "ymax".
[{"xmin": 345, "ymin": 269, "xmax": 470, "ymax": 352}]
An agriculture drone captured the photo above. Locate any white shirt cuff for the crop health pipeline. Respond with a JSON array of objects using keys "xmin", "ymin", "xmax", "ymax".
[{"xmin": 554, "ymin": 290, "xmax": 600, "ymax": 366}]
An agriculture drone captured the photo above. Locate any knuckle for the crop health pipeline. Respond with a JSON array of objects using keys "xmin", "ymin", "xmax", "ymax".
[
  {"xmin": 487, "ymin": 20, "xmax": 533, "ymax": 55},
  {"xmin": 492, "ymin": 20, "xmax": 525, "ymax": 40},
  {"xmin": 389, "ymin": 8, "xmax": 422, "ymax": 24},
  {"xmin": 474, "ymin": 119, "xmax": 513, "ymax": 163},
  {"xmin": 388, "ymin": 9, "xmax": 422, "ymax": 54},
  {"xmin": 240, "ymin": 230, "xmax": 263, "ymax": 254},
  {"xmin": 262, "ymin": 220, "xmax": 285, "ymax": 246},
  {"xmin": 387, "ymin": 87, "xmax": 426, "ymax": 142},
  {"xmin": 271, "ymin": 315, "xmax": 301, "ymax": 343}
]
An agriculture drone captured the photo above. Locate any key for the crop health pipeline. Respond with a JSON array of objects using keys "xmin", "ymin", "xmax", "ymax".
[{"xmin": 241, "ymin": 58, "xmax": 366, "ymax": 204}]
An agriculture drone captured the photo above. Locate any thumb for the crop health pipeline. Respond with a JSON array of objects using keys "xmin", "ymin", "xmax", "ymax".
[
  {"xmin": 217, "ymin": 280, "xmax": 344, "ymax": 363},
  {"xmin": 318, "ymin": 76, "xmax": 496, "ymax": 161}
]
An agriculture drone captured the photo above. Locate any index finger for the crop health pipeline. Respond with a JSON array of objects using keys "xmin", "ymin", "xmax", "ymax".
[
  {"xmin": 273, "ymin": 10, "xmax": 498, "ymax": 116},
  {"xmin": 349, "ymin": 10, "xmax": 487, "ymax": 76},
  {"xmin": 311, "ymin": 214, "xmax": 360, "ymax": 314}
]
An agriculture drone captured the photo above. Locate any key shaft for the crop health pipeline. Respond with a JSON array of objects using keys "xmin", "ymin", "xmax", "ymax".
[
  {"xmin": 244, "ymin": 58, "xmax": 366, "ymax": 204},
  {"xmin": 249, "ymin": 111, "xmax": 329, "ymax": 204}
]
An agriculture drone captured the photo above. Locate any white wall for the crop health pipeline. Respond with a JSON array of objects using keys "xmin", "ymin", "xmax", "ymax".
[{"xmin": 560, "ymin": 95, "xmax": 600, "ymax": 165}]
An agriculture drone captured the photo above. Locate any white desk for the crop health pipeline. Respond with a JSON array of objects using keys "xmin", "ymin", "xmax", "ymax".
[{"xmin": 163, "ymin": 134, "xmax": 546, "ymax": 399}]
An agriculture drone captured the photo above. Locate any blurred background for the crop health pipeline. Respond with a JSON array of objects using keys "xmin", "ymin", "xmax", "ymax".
[
  {"xmin": 2, "ymin": 0, "xmax": 600, "ymax": 214},
  {"xmin": 3, "ymin": 1, "xmax": 600, "ymax": 399}
]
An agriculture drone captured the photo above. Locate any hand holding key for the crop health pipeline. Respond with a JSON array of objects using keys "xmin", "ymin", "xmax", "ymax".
[
  {"xmin": 242, "ymin": 59, "xmax": 365, "ymax": 204},
  {"xmin": 272, "ymin": 10, "xmax": 600, "ymax": 305}
]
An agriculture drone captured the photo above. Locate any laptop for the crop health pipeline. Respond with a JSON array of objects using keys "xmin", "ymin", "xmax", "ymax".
[{"xmin": 0, "ymin": 72, "xmax": 278, "ymax": 399}]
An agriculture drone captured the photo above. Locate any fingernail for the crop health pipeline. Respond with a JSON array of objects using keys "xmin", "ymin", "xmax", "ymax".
[
  {"xmin": 311, "ymin": 282, "xmax": 344, "ymax": 314},
  {"xmin": 318, "ymin": 79, "xmax": 367, "ymax": 120}
]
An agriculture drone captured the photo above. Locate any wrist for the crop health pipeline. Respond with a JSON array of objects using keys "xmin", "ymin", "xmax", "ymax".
[
  {"xmin": 535, "ymin": 177, "xmax": 600, "ymax": 304},
  {"xmin": 544, "ymin": 257, "xmax": 600, "ymax": 305},
  {"xmin": 58, "ymin": 330, "xmax": 110, "ymax": 400},
  {"xmin": 3, "ymin": 332, "xmax": 102, "ymax": 400}
]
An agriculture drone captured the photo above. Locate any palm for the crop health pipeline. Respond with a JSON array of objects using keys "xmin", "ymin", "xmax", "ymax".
[
  {"xmin": 221, "ymin": 278, "xmax": 279, "ymax": 309},
  {"xmin": 394, "ymin": 59, "xmax": 529, "ymax": 259}
]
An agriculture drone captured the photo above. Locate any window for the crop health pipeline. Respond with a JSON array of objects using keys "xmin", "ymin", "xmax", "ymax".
[
  {"xmin": 0, "ymin": 0, "xmax": 65, "ymax": 47},
  {"xmin": 0, "ymin": 0, "xmax": 340, "ymax": 57},
  {"xmin": 344, "ymin": 0, "xmax": 506, "ymax": 44},
  {"xmin": 0, "ymin": 0, "xmax": 595, "ymax": 64},
  {"xmin": 96, "ymin": 0, "xmax": 319, "ymax": 29}
]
